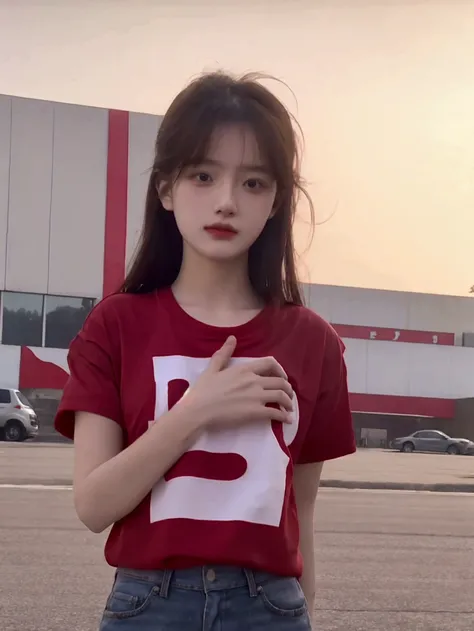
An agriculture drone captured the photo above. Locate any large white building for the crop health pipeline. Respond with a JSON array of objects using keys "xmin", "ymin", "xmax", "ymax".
[{"xmin": 1, "ymin": 93, "xmax": 473, "ymax": 441}]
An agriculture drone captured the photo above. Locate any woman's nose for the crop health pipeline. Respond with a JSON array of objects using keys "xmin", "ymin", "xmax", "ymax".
[{"xmin": 214, "ymin": 182, "xmax": 237, "ymax": 216}]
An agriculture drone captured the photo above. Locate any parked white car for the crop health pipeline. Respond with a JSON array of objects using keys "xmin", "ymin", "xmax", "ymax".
[{"xmin": 0, "ymin": 388, "xmax": 39, "ymax": 441}]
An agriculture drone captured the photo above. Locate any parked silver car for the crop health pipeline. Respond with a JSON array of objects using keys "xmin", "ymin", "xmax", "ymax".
[
  {"xmin": 0, "ymin": 388, "xmax": 39, "ymax": 441},
  {"xmin": 390, "ymin": 430, "xmax": 474, "ymax": 455}
]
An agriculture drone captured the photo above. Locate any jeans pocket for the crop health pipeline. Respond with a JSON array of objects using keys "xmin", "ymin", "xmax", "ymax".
[
  {"xmin": 258, "ymin": 577, "xmax": 308, "ymax": 618},
  {"xmin": 103, "ymin": 576, "xmax": 159, "ymax": 620}
]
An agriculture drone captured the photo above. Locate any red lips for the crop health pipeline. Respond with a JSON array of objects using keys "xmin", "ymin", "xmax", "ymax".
[{"xmin": 204, "ymin": 223, "xmax": 238, "ymax": 240}]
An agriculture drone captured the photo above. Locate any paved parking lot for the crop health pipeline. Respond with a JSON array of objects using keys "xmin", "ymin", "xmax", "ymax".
[
  {"xmin": 1, "ymin": 446, "xmax": 473, "ymax": 630},
  {"xmin": 1, "ymin": 443, "xmax": 473, "ymax": 489},
  {"xmin": 1, "ymin": 486, "xmax": 472, "ymax": 631}
]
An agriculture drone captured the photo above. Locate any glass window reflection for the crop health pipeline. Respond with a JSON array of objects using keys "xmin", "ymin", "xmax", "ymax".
[
  {"xmin": 45, "ymin": 295, "xmax": 95, "ymax": 349},
  {"xmin": 2, "ymin": 292, "xmax": 44, "ymax": 346}
]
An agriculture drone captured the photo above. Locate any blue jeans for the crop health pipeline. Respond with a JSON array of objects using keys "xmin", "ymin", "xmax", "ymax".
[{"xmin": 99, "ymin": 565, "xmax": 312, "ymax": 630}]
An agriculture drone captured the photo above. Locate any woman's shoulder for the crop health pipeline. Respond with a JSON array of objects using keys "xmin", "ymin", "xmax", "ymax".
[
  {"xmin": 279, "ymin": 302, "xmax": 344, "ymax": 357},
  {"xmin": 78, "ymin": 292, "xmax": 158, "ymax": 343},
  {"xmin": 88, "ymin": 291, "xmax": 156, "ymax": 321},
  {"xmin": 281, "ymin": 302, "xmax": 336, "ymax": 335}
]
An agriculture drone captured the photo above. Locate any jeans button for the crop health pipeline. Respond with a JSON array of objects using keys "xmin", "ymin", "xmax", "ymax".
[{"xmin": 206, "ymin": 568, "xmax": 216, "ymax": 582}]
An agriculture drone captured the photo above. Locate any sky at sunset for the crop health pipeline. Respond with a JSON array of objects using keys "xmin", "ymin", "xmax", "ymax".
[{"xmin": 0, "ymin": 0, "xmax": 473, "ymax": 297}]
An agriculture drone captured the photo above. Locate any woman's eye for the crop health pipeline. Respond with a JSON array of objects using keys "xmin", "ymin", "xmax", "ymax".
[
  {"xmin": 244, "ymin": 178, "xmax": 265, "ymax": 190},
  {"xmin": 194, "ymin": 172, "xmax": 212, "ymax": 183}
]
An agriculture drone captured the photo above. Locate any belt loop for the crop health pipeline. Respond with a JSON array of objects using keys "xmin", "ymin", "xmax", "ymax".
[
  {"xmin": 159, "ymin": 569, "xmax": 173, "ymax": 599},
  {"xmin": 243, "ymin": 569, "xmax": 258, "ymax": 598}
]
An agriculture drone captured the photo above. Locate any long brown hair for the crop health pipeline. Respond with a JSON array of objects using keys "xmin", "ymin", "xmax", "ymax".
[{"xmin": 121, "ymin": 71, "xmax": 313, "ymax": 305}]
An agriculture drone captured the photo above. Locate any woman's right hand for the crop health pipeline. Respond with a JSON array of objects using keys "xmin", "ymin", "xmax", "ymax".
[{"xmin": 180, "ymin": 336, "xmax": 294, "ymax": 429}]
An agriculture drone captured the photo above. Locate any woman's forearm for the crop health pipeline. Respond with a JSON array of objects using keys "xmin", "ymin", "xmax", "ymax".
[
  {"xmin": 74, "ymin": 406, "xmax": 202, "ymax": 533},
  {"xmin": 294, "ymin": 461, "xmax": 323, "ymax": 628},
  {"xmin": 298, "ymin": 505, "xmax": 316, "ymax": 622}
]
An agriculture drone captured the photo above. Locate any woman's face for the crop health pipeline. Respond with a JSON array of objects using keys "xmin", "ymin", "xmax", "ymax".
[{"xmin": 160, "ymin": 124, "xmax": 277, "ymax": 263}]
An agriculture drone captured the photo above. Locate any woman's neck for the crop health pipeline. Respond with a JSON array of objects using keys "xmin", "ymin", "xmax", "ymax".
[{"xmin": 172, "ymin": 248, "xmax": 262, "ymax": 314}]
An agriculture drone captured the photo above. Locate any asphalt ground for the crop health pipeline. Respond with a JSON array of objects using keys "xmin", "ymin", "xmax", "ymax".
[
  {"xmin": 1, "ymin": 486, "xmax": 473, "ymax": 631},
  {"xmin": 1, "ymin": 443, "xmax": 473, "ymax": 491}
]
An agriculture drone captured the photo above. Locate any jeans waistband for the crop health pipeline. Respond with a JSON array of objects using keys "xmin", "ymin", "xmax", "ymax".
[{"xmin": 116, "ymin": 566, "xmax": 280, "ymax": 598}]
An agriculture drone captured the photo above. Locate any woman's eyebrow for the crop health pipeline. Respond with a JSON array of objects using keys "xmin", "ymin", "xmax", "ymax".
[{"xmin": 197, "ymin": 158, "xmax": 271, "ymax": 174}]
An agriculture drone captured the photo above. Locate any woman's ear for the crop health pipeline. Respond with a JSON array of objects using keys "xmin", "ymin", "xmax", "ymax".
[{"xmin": 157, "ymin": 180, "xmax": 173, "ymax": 211}]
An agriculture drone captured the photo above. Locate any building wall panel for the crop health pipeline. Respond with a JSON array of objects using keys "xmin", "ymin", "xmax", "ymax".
[
  {"xmin": 0, "ymin": 345, "xmax": 20, "ymax": 389},
  {"xmin": 48, "ymin": 103, "xmax": 108, "ymax": 298},
  {"xmin": 365, "ymin": 341, "xmax": 411, "ymax": 397},
  {"xmin": 126, "ymin": 112, "xmax": 161, "ymax": 268},
  {"xmin": 343, "ymin": 338, "xmax": 367, "ymax": 394},
  {"xmin": 306, "ymin": 284, "xmax": 410, "ymax": 328},
  {"xmin": 331, "ymin": 286, "xmax": 410, "ymax": 329},
  {"xmin": 0, "ymin": 96, "xmax": 11, "ymax": 290},
  {"xmin": 344, "ymin": 339, "xmax": 474, "ymax": 400},
  {"xmin": 407, "ymin": 345, "xmax": 474, "ymax": 400},
  {"xmin": 407, "ymin": 293, "xmax": 474, "ymax": 339},
  {"xmin": 307, "ymin": 283, "xmax": 474, "ymax": 339},
  {"xmin": 5, "ymin": 97, "xmax": 53, "ymax": 293},
  {"xmin": 302, "ymin": 283, "xmax": 332, "ymax": 321}
]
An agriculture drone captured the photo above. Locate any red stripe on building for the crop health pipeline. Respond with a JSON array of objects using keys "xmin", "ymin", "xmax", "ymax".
[
  {"xmin": 333, "ymin": 323, "xmax": 455, "ymax": 346},
  {"xmin": 102, "ymin": 109, "xmax": 129, "ymax": 297},
  {"xmin": 350, "ymin": 393, "xmax": 456, "ymax": 419}
]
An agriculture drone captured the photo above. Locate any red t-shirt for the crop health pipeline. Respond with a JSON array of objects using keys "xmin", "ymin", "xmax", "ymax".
[{"xmin": 55, "ymin": 288, "xmax": 355, "ymax": 577}]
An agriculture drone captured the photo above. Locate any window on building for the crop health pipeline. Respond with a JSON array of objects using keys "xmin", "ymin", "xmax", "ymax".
[
  {"xmin": 45, "ymin": 295, "xmax": 95, "ymax": 349},
  {"xmin": 1, "ymin": 292, "xmax": 44, "ymax": 347}
]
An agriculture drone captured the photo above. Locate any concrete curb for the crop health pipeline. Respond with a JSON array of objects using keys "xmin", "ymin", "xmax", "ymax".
[
  {"xmin": 320, "ymin": 479, "xmax": 474, "ymax": 493},
  {"xmin": 0, "ymin": 479, "xmax": 74, "ymax": 486},
  {"xmin": 1, "ymin": 440, "xmax": 72, "ymax": 447},
  {"xmin": 3, "ymin": 478, "xmax": 474, "ymax": 493}
]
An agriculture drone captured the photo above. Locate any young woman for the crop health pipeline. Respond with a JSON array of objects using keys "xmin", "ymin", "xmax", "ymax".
[{"xmin": 55, "ymin": 71, "xmax": 355, "ymax": 630}]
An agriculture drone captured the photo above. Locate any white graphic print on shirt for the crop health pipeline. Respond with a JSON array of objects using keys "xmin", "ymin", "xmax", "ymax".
[{"xmin": 149, "ymin": 355, "xmax": 299, "ymax": 526}]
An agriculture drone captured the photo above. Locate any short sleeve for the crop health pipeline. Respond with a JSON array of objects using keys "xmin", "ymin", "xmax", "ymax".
[
  {"xmin": 54, "ymin": 301, "xmax": 123, "ymax": 440},
  {"xmin": 296, "ymin": 326, "xmax": 356, "ymax": 464}
]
